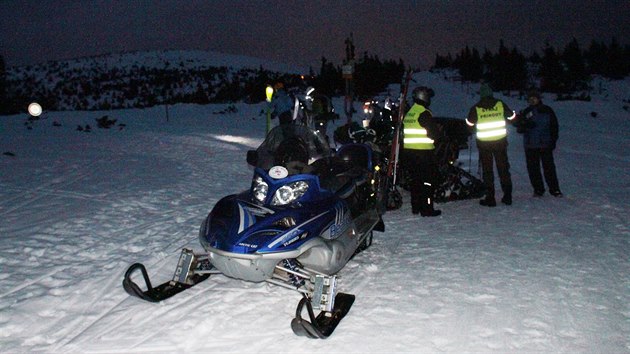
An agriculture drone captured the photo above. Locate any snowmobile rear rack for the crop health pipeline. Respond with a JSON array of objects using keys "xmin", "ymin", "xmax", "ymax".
[{"xmin": 122, "ymin": 248, "xmax": 212, "ymax": 302}]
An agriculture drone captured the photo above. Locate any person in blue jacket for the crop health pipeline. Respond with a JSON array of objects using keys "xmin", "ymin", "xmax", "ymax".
[
  {"xmin": 268, "ymin": 81, "xmax": 294, "ymax": 126},
  {"xmin": 516, "ymin": 90, "xmax": 562, "ymax": 197}
]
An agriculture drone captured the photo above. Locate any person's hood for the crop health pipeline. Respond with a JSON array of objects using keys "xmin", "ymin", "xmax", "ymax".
[
  {"xmin": 476, "ymin": 96, "xmax": 499, "ymax": 109},
  {"xmin": 479, "ymin": 84, "xmax": 493, "ymax": 98}
]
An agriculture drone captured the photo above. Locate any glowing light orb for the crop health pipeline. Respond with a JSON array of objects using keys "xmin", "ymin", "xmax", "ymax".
[
  {"xmin": 265, "ymin": 86, "xmax": 274, "ymax": 102},
  {"xmin": 28, "ymin": 102, "xmax": 42, "ymax": 117}
]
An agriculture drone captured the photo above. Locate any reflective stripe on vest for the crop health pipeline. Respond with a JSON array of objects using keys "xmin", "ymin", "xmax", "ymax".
[
  {"xmin": 475, "ymin": 101, "xmax": 507, "ymax": 141},
  {"xmin": 403, "ymin": 104, "xmax": 435, "ymax": 150}
]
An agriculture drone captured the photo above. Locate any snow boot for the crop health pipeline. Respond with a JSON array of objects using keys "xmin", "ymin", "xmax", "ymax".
[
  {"xmin": 420, "ymin": 209, "xmax": 442, "ymax": 217},
  {"xmin": 479, "ymin": 197, "xmax": 496, "ymax": 207}
]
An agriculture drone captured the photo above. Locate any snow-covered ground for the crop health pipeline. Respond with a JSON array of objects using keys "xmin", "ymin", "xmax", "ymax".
[{"xmin": 1, "ymin": 71, "xmax": 628, "ymax": 353}]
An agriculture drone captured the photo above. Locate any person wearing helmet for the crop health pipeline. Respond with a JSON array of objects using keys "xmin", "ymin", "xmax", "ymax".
[
  {"xmin": 268, "ymin": 80, "xmax": 294, "ymax": 126},
  {"xmin": 305, "ymin": 86, "xmax": 336, "ymax": 140},
  {"xmin": 401, "ymin": 86, "xmax": 442, "ymax": 216},
  {"xmin": 466, "ymin": 83, "xmax": 516, "ymax": 207}
]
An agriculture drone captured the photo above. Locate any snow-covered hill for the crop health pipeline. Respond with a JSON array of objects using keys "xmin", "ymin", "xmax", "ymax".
[
  {"xmin": 8, "ymin": 49, "xmax": 308, "ymax": 77},
  {"xmin": 4, "ymin": 50, "xmax": 309, "ymax": 112},
  {"xmin": 0, "ymin": 70, "xmax": 628, "ymax": 353}
]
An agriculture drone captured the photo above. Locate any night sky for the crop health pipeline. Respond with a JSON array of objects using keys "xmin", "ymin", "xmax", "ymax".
[{"xmin": 1, "ymin": 0, "xmax": 628, "ymax": 70}]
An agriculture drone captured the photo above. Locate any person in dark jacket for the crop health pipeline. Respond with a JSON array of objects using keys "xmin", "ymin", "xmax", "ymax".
[
  {"xmin": 516, "ymin": 90, "xmax": 562, "ymax": 197},
  {"xmin": 268, "ymin": 81, "xmax": 294, "ymax": 126},
  {"xmin": 402, "ymin": 86, "xmax": 441, "ymax": 216},
  {"xmin": 466, "ymin": 84, "xmax": 516, "ymax": 207}
]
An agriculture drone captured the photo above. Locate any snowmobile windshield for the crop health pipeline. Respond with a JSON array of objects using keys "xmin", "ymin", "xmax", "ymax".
[{"xmin": 255, "ymin": 125, "xmax": 331, "ymax": 171}]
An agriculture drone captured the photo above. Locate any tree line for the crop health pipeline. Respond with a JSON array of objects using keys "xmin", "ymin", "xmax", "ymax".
[
  {"xmin": 1, "ymin": 38, "xmax": 627, "ymax": 115},
  {"xmin": 433, "ymin": 38, "xmax": 629, "ymax": 97},
  {"xmin": 0, "ymin": 51, "xmax": 404, "ymax": 115}
]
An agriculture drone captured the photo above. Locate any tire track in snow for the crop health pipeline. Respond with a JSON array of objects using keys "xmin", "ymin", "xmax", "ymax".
[{"xmin": 0, "ymin": 159, "xmax": 100, "ymax": 217}]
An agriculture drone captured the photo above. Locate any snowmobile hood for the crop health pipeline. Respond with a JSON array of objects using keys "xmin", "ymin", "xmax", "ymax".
[{"xmin": 199, "ymin": 190, "xmax": 345, "ymax": 255}]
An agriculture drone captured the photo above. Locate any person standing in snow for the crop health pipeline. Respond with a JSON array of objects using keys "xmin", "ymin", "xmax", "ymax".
[
  {"xmin": 402, "ymin": 86, "xmax": 442, "ymax": 216},
  {"xmin": 515, "ymin": 90, "xmax": 562, "ymax": 197},
  {"xmin": 466, "ymin": 83, "xmax": 516, "ymax": 207},
  {"xmin": 305, "ymin": 86, "xmax": 337, "ymax": 140},
  {"xmin": 268, "ymin": 81, "xmax": 294, "ymax": 126}
]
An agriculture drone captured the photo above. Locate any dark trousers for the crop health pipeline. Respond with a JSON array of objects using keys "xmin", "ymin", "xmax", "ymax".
[
  {"xmin": 478, "ymin": 144, "xmax": 512, "ymax": 200},
  {"xmin": 525, "ymin": 148, "xmax": 560, "ymax": 194},
  {"xmin": 402, "ymin": 149, "xmax": 439, "ymax": 212},
  {"xmin": 278, "ymin": 111, "xmax": 293, "ymax": 125}
]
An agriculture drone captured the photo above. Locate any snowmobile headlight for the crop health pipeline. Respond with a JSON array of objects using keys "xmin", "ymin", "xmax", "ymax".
[
  {"xmin": 252, "ymin": 176, "xmax": 268, "ymax": 203},
  {"xmin": 271, "ymin": 181, "xmax": 309, "ymax": 206}
]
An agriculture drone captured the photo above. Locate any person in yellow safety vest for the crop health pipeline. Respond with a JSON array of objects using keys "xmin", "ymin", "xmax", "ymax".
[
  {"xmin": 402, "ymin": 86, "xmax": 441, "ymax": 217},
  {"xmin": 466, "ymin": 83, "xmax": 516, "ymax": 207}
]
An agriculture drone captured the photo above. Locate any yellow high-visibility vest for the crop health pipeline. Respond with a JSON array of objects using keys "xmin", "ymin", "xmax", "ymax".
[
  {"xmin": 475, "ymin": 101, "xmax": 507, "ymax": 141},
  {"xmin": 403, "ymin": 104, "xmax": 435, "ymax": 150}
]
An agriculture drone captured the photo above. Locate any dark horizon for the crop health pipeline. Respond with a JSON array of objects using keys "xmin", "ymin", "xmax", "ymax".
[{"xmin": 1, "ymin": 1, "xmax": 628, "ymax": 70}]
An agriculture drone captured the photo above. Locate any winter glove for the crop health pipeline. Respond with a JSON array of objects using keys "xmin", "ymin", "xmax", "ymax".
[
  {"xmin": 525, "ymin": 118, "xmax": 535, "ymax": 129},
  {"xmin": 517, "ymin": 118, "xmax": 535, "ymax": 132}
]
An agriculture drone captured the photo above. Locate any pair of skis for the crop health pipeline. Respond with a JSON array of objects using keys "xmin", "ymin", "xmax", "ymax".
[{"xmin": 385, "ymin": 69, "xmax": 413, "ymax": 210}]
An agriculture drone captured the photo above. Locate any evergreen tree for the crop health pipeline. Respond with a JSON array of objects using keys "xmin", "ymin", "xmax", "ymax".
[
  {"xmin": 482, "ymin": 45, "xmax": 497, "ymax": 86},
  {"xmin": 561, "ymin": 38, "xmax": 588, "ymax": 90},
  {"xmin": 314, "ymin": 56, "xmax": 342, "ymax": 97},
  {"xmin": 605, "ymin": 37, "xmax": 628, "ymax": 79},
  {"xmin": 455, "ymin": 46, "xmax": 483, "ymax": 82},
  {"xmin": 539, "ymin": 42, "xmax": 564, "ymax": 92},
  {"xmin": 528, "ymin": 51, "xmax": 541, "ymax": 64},
  {"xmin": 508, "ymin": 47, "xmax": 528, "ymax": 90},
  {"xmin": 485, "ymin": 40, "xmax": 526, "ymax": 91},
  {"xmin": 433, "ymin": 53, "xmax": 452, "ymax": 69},
  {"xmin": 585, "ymin": 40, "xmax": 607, "ymax": 76},
  {"xmin": 0, "ymin": 55, "xmax": 6, "ymax": 114}
]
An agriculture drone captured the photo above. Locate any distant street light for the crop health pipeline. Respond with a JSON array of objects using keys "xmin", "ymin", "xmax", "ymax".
[{"xmin": 28, "ymin": 102, "xmax": 42, "ymax": 117}]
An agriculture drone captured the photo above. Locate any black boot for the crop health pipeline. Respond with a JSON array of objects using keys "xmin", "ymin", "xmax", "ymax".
[
  {"xmin": 420, "ymin": 209, "xmax": 442, "ymax": 217},
  {"xmin": 419, "ymin": 197, "xmax": 441, "ymax": 217},
  {"xmin": 479, "ymin": 197, "xmax": 496, "ymax": 207},
  {"xmin": 501, "ymin": 194, "xmax": 512, "ymax": 205}
]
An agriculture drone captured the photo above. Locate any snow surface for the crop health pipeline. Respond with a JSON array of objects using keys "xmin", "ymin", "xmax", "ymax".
[{"xmin": 1, "ymin": 70, "xmax": 629, "ymax": 353}]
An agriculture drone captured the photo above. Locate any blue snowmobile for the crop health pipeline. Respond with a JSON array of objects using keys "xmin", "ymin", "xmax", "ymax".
[{"xmin": 123, "ymin": 124, "xmax": 386, "ymax": 338}]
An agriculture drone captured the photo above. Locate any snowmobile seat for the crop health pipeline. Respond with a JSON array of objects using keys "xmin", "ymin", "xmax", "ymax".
[
  {"xmin": 335, "ymin": 143, "xmax": 373, "ymax": 172},
  {"xmin": 314, "ymin": 156, "xmax": 363, "ymax": 195}
]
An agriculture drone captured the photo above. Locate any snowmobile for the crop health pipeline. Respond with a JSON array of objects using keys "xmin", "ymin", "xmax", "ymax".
[
  {"xmin": 351, "ymin": 97, "xmax": 485, "ymax": 205},
  {"xmin": 398, "ymin": 116, "xmax": 486, "ymax": 202},
  {"xmin": 123, "ymin": 124, "xmax": 386, "ymax": 339},
  {"xmin": 334, "ymin": 96, "xmax": 403, "ymax": 210}
]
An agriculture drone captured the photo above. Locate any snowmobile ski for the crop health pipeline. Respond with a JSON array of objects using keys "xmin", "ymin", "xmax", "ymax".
[
  {"xmin": 122, "ymin": 248, "xmax": 211, "ymax": 302},
  {"xmin": 291, "ymin": 292, "xmax": 355, "ymax": 339}
]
